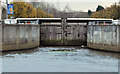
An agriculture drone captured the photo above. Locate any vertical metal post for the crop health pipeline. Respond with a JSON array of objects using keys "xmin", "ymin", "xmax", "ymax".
[
  {"xmin": 39, "ymin": 20, "xmax": 41, "ymax": 46},
  {"xmin": 6, "ymin": 0, "xmax": 8, "ymax": 19},
  {"xmin": 62, "ymin": 18, "xmax": 67, "ymax": 45}
]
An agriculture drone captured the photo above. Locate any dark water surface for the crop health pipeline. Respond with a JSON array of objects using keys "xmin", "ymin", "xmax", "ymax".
[{"xmin": 1, "ymin": 46, "xmax": 119, "ymax": 72}]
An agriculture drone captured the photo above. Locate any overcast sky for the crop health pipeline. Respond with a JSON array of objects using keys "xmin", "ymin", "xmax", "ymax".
[{"xmin": 1, "ymin": 0, "xmax": 119, "ymax": 12}]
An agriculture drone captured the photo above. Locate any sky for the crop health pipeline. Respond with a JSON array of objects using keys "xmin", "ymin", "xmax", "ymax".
[{"xmin": 1, "ymin": 0, "xmax": 119, "ymax": 12}]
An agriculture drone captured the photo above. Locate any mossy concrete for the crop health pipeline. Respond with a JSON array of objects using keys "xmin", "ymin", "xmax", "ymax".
[
  {"xmin": 87, "ymin": 25, "xmax": 120, "ymax": 52},
  {"xmin": 40, "ymin": 39, "xmax": 87, "ymax": 46},
  {"xmin": 1, "ymin": 24, "xmax": 40, "ymax": 51},
  {"xmin": 65, "ymin": 39, "xmax": 87, "ymax": 46},
  {"xmin": 40, "ymin": 40, "xmax": 63, "ymax": 46}
]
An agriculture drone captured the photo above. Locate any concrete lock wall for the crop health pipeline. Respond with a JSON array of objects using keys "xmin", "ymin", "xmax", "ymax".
[
  {"xmin": 87, "ymin": 25, "xmax": 120, "ymax": 52},
  {"xmin": 40, "ymin": 23, "xmax": 87, "ymax": 46},
  {"xmin": 40, "ymin": 24, "xmax": 63, "ymax": 45},
  {"xmin": 1, "ymin": 23, "xmax": 86, "ymax": 51},
  {"xmin": 1, "ymin": 24, "xmax": 39, "ymax": 51},
  {"xmin": 65, "ymin": 23, "xmax": 87, "ymax": 45}
]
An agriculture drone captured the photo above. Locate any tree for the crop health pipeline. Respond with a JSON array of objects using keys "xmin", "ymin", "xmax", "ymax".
[
  {"xmin": 2, "ymin": 6, "xmax": 6, "ymax": 19},
  {"xmin": 91, "ymin": 4, "xmax": 119, "ymax": 19},
  {"xmin": 9, "ymin": 2, "xmax": 30, "ymax": 18},
  {"xmin": 8, "ymin": 2, "xmax": 54, "ymax": 18},
  {"xmin": 88, "ymin": 10, "xmax": 92, "ymax": 15},
  {"xmin": 96, "ymin": 5, "xmax": 104, "ymax": 12},
  {"xmin": 36, "ymin": 8, "xmax": 54, "ymax": 18},
  {"xmin": 26, "ymin": 3, "xmax": 37, "ymax": 18},
  {"xmin": 30, "ymin": 1, "xmax": 58, "ymax": 17}
]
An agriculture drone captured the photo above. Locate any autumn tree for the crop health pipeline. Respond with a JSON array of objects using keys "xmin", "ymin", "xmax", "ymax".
[
  {"xmin": 36, "ymin": 8, "xmax": 54, "ymax": 18},
  {"xmin": 91, "ymin": 4, "xmax": 119, "ymax": 19},
  {"xmin": 8, "ymin": 1, "xmax": 54, "ymax": 18},
  {"xmin": 26, "ymin": 3, "xmax": 37, "ymax": 18}
]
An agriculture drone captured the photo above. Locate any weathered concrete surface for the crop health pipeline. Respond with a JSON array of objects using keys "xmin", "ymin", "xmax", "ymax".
[
  {"xmin": 40, "ymin": 24, "xmax": 63, "ymax": 45},
  {"xmin": 0, "ymin": 24, "xmax": 2, "ymax": 51},
  {"xmin": 2, "ymin": 24, "xmax": 39, "ymax": 51},
  {"xmin": 87, "ymin": 25, "xmax": 120, "ymax": 52},
  {"xmin": 65, "ymin": 24, "xmax": 87, "ymax": 45},
  {"xmin": 40, "ymin": 23, "xmax": 87, "ymax": 46}
]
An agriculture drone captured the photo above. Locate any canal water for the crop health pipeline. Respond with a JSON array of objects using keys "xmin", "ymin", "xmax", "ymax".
[{"xmin": 1, "ymin": 46, "xmax": 119, "ymax": 72}]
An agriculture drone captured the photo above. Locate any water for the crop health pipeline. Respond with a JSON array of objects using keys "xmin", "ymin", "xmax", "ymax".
[{"xmin": 1, "ymin": 46, "xmax": 119, "ymax": 72}]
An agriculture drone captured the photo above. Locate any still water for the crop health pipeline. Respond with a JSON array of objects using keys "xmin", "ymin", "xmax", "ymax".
[{"xmin": 1, "ymin": 46, "xmax": 119, "ymax": 72}]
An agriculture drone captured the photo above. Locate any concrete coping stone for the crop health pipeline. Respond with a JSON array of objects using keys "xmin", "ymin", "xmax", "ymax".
[{"xmin": 2, "ymin": 24, "xmax": 39, "ymax": 26}]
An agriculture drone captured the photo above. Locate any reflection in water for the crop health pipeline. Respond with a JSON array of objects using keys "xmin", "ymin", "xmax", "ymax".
[{"xmin": 2, "ymin": 46, "xmax": 119, "ymax": 72}]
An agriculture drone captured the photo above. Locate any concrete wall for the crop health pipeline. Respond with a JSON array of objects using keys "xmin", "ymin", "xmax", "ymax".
[
  {"xmin": 87, "ymin": 25, "xmax": 120, "ymax": 52},
  {"xmin": 40, "ymin": 23, "xmax": 87, "ymax": 46},
  {"xmin": 0, "ymin": 24, "xmax": 2, "ymax": 51},
  {"xmin": 40, "ymin": 24, "xmax": 63, "ymax": 45},
  {"xmin": 65, "ymin": 23, "xmax": 87, "ymax": 45},
  {"xmin": 1, "ymin": 23, "xmax": 86, "ymax": 51},
  {"xmin": 1, "ymin": 24, "xmax": 39, "ymax": 51}
]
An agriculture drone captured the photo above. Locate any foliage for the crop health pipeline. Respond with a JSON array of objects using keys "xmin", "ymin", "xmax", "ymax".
[
  {"xmin": 30, "ymin": 2, "xmax": 89, "ymax": 18},
  {"xmin": 8, "ymin": 2, "xmax": 54, "ymax": 18},
  {"xmin": 36, "ymin": 8, "xmax": 54, "ymax": 18},
  {"xmin": 30, "ymin": 2, "xmax": 57, "ymax": 17},
  {"xmin": 2, "ymin": 6, "xmax": 6, "ymax": 19},
  {"xmin": 96, "ymin": 5, "xmax": 104, "ymax": 12},
  {"xmin": 91, "ymin": 4, "xmax": 119, "ymax": 19},
  {"xmin": 88, "ymin": 10, "xmax": 92, "ymax": 15}
]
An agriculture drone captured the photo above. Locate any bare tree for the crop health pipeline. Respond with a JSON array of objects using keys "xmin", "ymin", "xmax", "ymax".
[{"xmin": 63, "ymin": 4, "xmax": 71, "ymax": 12}]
